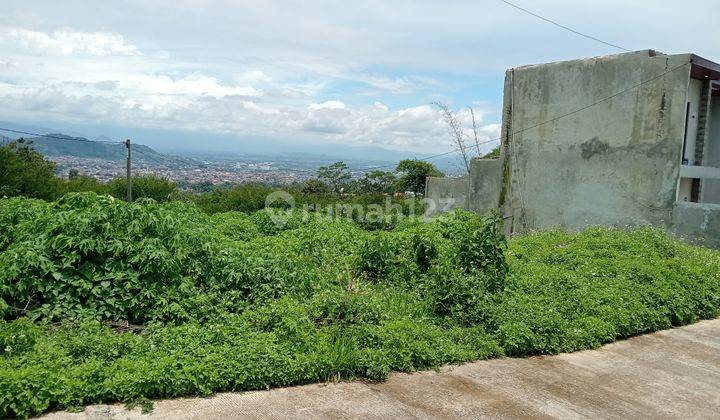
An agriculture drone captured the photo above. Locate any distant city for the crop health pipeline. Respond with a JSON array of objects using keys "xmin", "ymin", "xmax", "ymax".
[
  {"xmin": 5, "ymin": 133, "xmax": 406, "ymax": 188},
  {"xmin": 1, "ymin": 121, "xmax": 470, "ymax": 188},
  {"xmin": 51, "ymin": 154, "xmax": 322, "ymax": 186}
]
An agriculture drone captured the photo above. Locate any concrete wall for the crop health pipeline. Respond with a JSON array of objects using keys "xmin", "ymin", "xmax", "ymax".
[
  {"xmin": 468, "ymin": 158, "xmax": 503, "ymax": 215},
  {"xmin": 424, "ymin": 176, "xmax": 468, "ymax": 216},
  {"xmin": 502, "ymin": 51, "xmax": 691, "ymax": 234},
  {"xmin": 701, "ymin": 96, "xmax": 720, "ymax": 203},
  {"xmin": 425, "ymin": 51, "xmax": 720, "ymax": 247},
  {"xmin": 425, "ymin": 158, "xmax": 503, "ymax": 217},
  {"xmin": 670, "ymin": 202, "xmax": 720, "ymax": 248}
]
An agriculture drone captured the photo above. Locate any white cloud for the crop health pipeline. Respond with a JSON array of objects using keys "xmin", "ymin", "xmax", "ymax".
[
  {"xmin": 0, "ymin": 17, "xmax": 510, "ymax": 154},
  {"xmin": 127, "ymin": 74, "xmax": 260, "ymax": 98},
  {"xmin": 234, "ymin": 70, "xmax": 272, "ymax": 84},
  {"xmin": 308, "ymin": 100, "xmax": 346, "ymax": 110},
  {"xmin": 0, "ymin": 27, "xmax": 141, "ymax": 56}
]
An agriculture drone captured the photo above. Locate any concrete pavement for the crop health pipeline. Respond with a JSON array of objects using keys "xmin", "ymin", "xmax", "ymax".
[{"xmin": 43, "ymin": 318, "xmax": 720, "ymax": 419}]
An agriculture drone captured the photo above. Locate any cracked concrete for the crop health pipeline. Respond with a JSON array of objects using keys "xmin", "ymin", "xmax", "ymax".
[{"xmin": 43, "ymin": 318, "xmax": 720, "ymax": 419}]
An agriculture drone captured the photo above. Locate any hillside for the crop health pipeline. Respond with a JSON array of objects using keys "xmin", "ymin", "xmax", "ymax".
[
  {"xmin": 20, "ymin": 133, "xmax": 195, "ymax": 166},
  {"xmin": 28, "ymin": 133, "xmax": 151, "ymax": 159}
]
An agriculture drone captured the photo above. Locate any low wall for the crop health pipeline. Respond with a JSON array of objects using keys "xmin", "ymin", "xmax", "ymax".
[
  {"xmin": 425, "ymin": 158, "xmax": 504, "ymax": 217},
  {"xmin": 670, "ymin": 202, "xmax": 720, "ymax": 248},
  {"xmin": 424, "ymin": 176, "xmax": 469, "ymax": 216},
  {"xmin": 468, "ymin": 158, "xmax": 503, "ymax": 215}
]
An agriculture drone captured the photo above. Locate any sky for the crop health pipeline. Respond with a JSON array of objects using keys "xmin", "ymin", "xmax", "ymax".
[{"xmin": 1, "ymin": 0, "xmax": 719, "ymax": 156}]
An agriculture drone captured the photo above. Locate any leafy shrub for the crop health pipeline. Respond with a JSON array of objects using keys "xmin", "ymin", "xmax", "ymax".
[
  {"xmin": 0, "ymin": 312, "xmax": 502, "ymax": 417},
  {"xmin": 424, "ymin": 265, "xmax": 493, "ymax": 325},
  {"xmin": 0, "ymin": 193, "xmax": 235, "ymax": 323},
  {"xmin": 490, "ymin": 227, "xmax": 720, "ymax": 354},
  {"xmin": 0, "ymin": 197, "xmax": 51, "ymax": 251},
  {"xmin": 1, "ymin": 193, "xmax": 720, "ymax": 418},
  {"xmin": 356, "ymin": 233, "xmax": 397, "ymax": 280},
  {"xmin": 0, "ymin": 140, "xmax": 62, "ymax": 200},
  {"xmin": 106, "ymin": 175, "xmax": 179, "ymax": 202},
  {"xmin": 193, "ymin": 183, "xmax": 281, "ymax": 214},
  {"xmin": 0, "ymin": 318, "xmax": 39, "ymax": 356},
  {"xmin": 210, "ymin": 211, "xmax": 260, "ymax": 241},
  {"xmin": 438, "ymin": 210, "xmax": 508, "ymax": 284},
  {"xmin": 411, "ymin": 233, "xmax": 437, "ymax": 273}
]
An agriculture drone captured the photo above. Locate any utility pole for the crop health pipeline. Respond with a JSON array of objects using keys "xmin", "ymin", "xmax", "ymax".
[{"xmin": 124, "ymin": 139, "xmax": 132, "ymax": 202}]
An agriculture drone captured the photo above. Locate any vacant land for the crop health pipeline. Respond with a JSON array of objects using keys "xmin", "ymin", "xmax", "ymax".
[
  {"xmin": 1, "ymin": 193, "xmax": 719, "ymax": 417},
  {"xmin": 43, "ymin": 318, "xmax": 720, "ymax": 419}
]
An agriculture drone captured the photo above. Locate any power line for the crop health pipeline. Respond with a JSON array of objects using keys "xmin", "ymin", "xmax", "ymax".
[
  {"xmin": 509, "ymin": 61, "xmax": 688, "ymax": 134},
  {"xmin": 375, "ymin": 138, "xmax": 500, "ymax": 169},
  {"xmin": 0, "ymin": 127, "xmax": 122, "ymax": 145},
  {"xmin": 3, "ymin": 62, "xmax": 689, "ymax": 172},
  {"xmin": 380, "ymin": 61, "xmax": 689, "ymax": 169},
  {"xmin": 498, "ymin": 0, "xmax": 630, "ymax": 52}
]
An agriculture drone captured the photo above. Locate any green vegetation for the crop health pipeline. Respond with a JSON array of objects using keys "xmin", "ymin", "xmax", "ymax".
[
  {"xmin": 105, "ymin": 176, "xmax": 180, "ymax": 203},
  {"xmin": 482, "ymin": 146, "xmax": 501, "ymax": 159},
  {"xmin": 353, "ymin": 170, "xmax": 397, "ymax": 195},
  {"xmin": 190, "ymin": 182, "xmax": 425, "ymax": 228},
  {"xmin": 0, "ymin": 140, "xmax": 180, "ymax": 203},
  {"xmin": 0, "ymin": 142, "xmax": 443, "ymax": 219},
  {"xmin": 395, "ymin": 159, "xmax": 444, "ymax": 194},
  {"xmin": 0, "ymin": 139, "xmax": 62, "ymax": 200},
  {"xmin": 0, "ymin": 193, "xmax": 719, "ymax": 417},
  {"xmin": 317, "ymin": 161, "xmax": 351, "ymax": 193}
]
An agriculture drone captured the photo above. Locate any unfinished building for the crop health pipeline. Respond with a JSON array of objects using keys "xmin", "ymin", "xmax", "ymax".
[{"xmin": 426, "ymin": 50, "xmax": 720, "ymax": 247}]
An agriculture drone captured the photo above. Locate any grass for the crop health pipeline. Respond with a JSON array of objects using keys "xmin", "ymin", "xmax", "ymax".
[{"xmin": 0, "ymin": 194, "xmax": 719, "ymax": 417}]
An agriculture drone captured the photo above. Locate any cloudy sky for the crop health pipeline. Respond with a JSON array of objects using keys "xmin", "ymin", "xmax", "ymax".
[{"xmin": 1, "ymin": 0, "xmax": 718, "ymax": 155}]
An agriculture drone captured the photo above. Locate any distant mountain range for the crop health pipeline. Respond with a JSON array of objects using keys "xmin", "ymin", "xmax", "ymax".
[
  {"xmin": 20, "ymin": 133, "xmax": 190, "ymax": 166},
  {"xmin": 0, "ymin": 120, "xmax": 470, "ymax": 174}
]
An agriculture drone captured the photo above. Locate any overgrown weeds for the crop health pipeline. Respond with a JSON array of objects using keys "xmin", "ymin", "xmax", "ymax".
[{"xmin": 0, "ymin": 193, "xmax": 718, "ymax": 417}]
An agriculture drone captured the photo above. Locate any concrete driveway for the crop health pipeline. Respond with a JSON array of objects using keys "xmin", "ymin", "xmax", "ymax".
[{"xmin": 44, "ymin": 318, "xmax": 720, "ymax": 419}]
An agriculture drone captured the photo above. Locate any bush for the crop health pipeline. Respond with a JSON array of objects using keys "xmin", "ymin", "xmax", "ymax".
[
  {"xmin": 0, "ymin": 193, "xmax": 231, "ymax": 324},
  {"xmin": 0, "ymin": 140, "xmax": 62, "ymax": 200},
  {"xmin": 106, "ymin": 175, "xmax": 179, "ymax": 202},
  {"xmin": 210, "ymin": 211, "xmax": 260, "ymax": 241},
  {"xmin": 490, "ymin": 227, "xmax": 720, "ymax": 354},
  {"xmin": 193, "ymin": 183, "xmax": 279, "ymax": 214},
  {"xmin": 1, "ymin": 193, "xmax": 720, "ymax": 417}
]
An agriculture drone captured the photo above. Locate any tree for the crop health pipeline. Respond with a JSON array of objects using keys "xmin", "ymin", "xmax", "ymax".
[
  {"xmin": 483, "ymin": 146, "xmax": 501, "ymax": 159},
  {"xmin": 317, "ymin": 161, "xmax": 351, "ymax": 193},
  {"xmin": 300, "ymin": 178, "xmax": 331, "ymax": 194},
  {"xmin": 68, "ymin": 168, "xmax": 80, "ymax": 180},
  {"xmin": 352, "ymin": 170, "xmax": 396, "ymax": 194},
  {"xmin": 63, "ymin": 173, "xmax": 105, "ymax": 195},
  {"xmin": 0, "ymin": 139, "xmax": 62, "ymax": 200},
  {"xmin": 395, "ymin": 159, "xmax": 443, "ymax": 195},
  {"xmin": 106, "ymin": 175, "xmax": 178, "ymax": 202}
]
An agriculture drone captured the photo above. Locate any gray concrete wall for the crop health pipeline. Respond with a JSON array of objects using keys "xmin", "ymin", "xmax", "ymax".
[
  {"xmin": 425, "ymin": 51, "xmax": 719, "ymax": 247},
  {"xmin": 468, "ymin": 158, "xmax": 503, "ymax": 215},
  {"xmin": 670, "ymin": 202, "xmax": 720, "ymax": 248},
  {"xmin": 701, "ymin": 96, "xmax": 720, "ymax": 204},
  {"xmin": 424, "ymin": 176, "xmax": 469, "ymax": 216},
  {"xmin": 502, "ymin": 51, "xmax": 691, "ymax": 234},
  {"xmin": 424, "ymin": 158, "xmax": 503, "ymax": 217}
]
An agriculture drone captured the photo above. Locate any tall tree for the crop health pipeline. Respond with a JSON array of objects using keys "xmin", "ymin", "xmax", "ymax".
[
  {"xmin": 395, "ymin": 159, "xmax": 443, "ymax": 195},
  {"xmin": 0, "ymin": 139, "xmax": 61, "ymax": 200},
  {"xmin": 353, "ymin": 170, "xmax": 397, "ymax": 194},
  {"xmin": 317, "ymin": 161, "xmax": 351, "ymax": 193}
]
